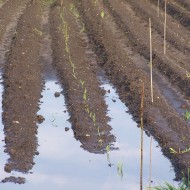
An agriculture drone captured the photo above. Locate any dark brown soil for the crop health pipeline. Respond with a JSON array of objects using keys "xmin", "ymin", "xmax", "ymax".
[
  {"xmin": 74, "ymin": 0, "xmax": 190, "ymax": 179},
  {"xmin": 0, "ymin": 0, "xmax": 189, "ymax": 184},
  {"xmin": 50, "ymin": 1, "xmax": 115, "ymax": 153},
  {"xmin": 1, "ymin": 0, "xmax": 43, "ymax": 180}
]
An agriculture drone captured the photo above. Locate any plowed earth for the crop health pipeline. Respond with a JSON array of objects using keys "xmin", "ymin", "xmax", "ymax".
[{"xmin": 0, "ymin": 0, "xmax": 189, "ymax": 184}]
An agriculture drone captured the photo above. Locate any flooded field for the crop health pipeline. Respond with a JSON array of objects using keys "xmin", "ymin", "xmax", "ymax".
[
  {"xmin": 0, "ymin": 76, "xmax": 177, "ymax": 189},
  {"xmin": 0, "ymin": 0, "xmax": 189, "ymax": 189}
]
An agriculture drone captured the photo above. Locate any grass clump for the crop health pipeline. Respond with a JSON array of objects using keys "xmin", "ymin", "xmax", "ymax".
[
  {"xmin": 152, "ymin": 172, "xmax": 190, "ymax": 190},
  {"xmin": 152, "ymin": 181, "xmax": 189, "ymax": 190},
  {"xmin": 184, "ymin": 111, "xmax": 190, "ymax": 121}
]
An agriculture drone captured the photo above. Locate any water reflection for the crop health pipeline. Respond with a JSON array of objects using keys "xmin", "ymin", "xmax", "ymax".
[
  {"xmin": 101, "ymin": 82, "xmax": 176, "ymax": 188},
  {"xmin": 0, "ymin": 76, "xmax": 177, "ymax": 189}
]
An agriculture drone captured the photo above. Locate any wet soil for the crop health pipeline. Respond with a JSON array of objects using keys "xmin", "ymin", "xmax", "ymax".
[
  {"xmin": 2, "ymin": 0, "xmax": 43, "ymax": 178},
  {"xmin": 74, "ymin": 0, "xmax": 190, "ymax": 179},
  {"xmin": 0, "ymin": 0, "xmax": 189, "ymax": 185}
]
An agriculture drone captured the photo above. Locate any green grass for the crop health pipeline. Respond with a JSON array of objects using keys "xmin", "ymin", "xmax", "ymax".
[
  {"xmin": 152, "ymin": 183, "xmax": 185, "ymax": 190},
  {"xmin": 152, "ymin": 172, "xmax": 190, "ymax": 190},
  {"xmin": 184, "ymin": 111, "xmax": 190, "ymax": 121},
  {"xmin": 117, "ymin": 161, "xmax": 123, "ymax": 180}
]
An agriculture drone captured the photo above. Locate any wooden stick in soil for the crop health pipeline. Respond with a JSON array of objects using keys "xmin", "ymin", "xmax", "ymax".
[
  {"xmin": 140, "ymin": 82, "xmax": 145, "ymax": 190},
  {"xmin": 157, "ymin": 0, "xmax": 160, "ymax": 17},
  {"xmin": 164, "ymin": 0, "xmax": 167, "ymax": 55},
  {"xmin": 149, "ymin": 137, "xmax": 153, "ymax": 189},
  {"xmin": 149, "ymin": 18, "xmax": 153, "ymax": 103}
]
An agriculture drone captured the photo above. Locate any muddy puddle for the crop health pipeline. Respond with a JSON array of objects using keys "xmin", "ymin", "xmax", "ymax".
[
  {"xmin": 0, "ymin": 71, "xmax": 178, "ymax": 189},
  {"xmin": 0, "ymin": 5, "xmax": 179, "ymax": 189}
]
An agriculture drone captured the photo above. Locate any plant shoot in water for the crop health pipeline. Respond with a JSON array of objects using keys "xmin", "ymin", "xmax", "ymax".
[
  {"xmin": 152, "ymin": 169, "xmax": 190, "ymax": 190},
  {"xmin": 106, "ymin": 145, "xmax": 111, "ymax": 164},
  {"xmin": 117, "ymin": 161, "xmax": 123, "ymax": 180}
]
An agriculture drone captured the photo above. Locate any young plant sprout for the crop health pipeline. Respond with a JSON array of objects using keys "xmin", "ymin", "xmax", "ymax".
[{"xmin": 117, "ymin": 161, "xmax": 123, "ymax": 180}]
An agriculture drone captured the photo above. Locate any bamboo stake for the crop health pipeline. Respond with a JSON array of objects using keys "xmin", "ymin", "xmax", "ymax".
[
  {"xmin": 140, "ymin": 82, "xmax": 144, "ymax": 190},
  {"xmin": 164, "ymin": 0, "xmax": 167, "ymax": 55},
  {"xmin": 157, "ymin": 0, "xmax": 160, "ymax": 17},
  {"xmin": 149, "ymin": 137, "xmax": 153, "ymax": 189},
  {"xmin": 149, "ymin": 18, "xmax": 153, "ymax": 103}
]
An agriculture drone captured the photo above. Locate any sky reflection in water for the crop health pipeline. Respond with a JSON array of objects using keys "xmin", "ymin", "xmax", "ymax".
[{"xmin": 0, "ymin": 79, "xmax": 176, "ymax": 190}]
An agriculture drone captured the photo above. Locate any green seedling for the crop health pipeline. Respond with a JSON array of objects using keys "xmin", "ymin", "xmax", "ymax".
[
  {"xmin": 184, "ymin": 111, "xmax": 190, "ymax": 121},
  {"xmin": 97, "ymin": 125, "xmax": 100, "ymax": 136},
  {"xmin": 92, "ymin": 113, "xmax": 96, "ymax": 123},
  {"xmin": 169, "ymin": 148, "xmax": 178, "ymax": 154},
  {"xmin": 64, "ymin": 22, "xmax": 69, "ymax": 53},
  {"xmin": 93, "ymin": 0, "xmax": 98, "ymax": 6},
  {"xmin": 85, "ymin": 105, "xmax": 90, "ymax": 114},
  {"xmin": 72, "ymin": 67, "xmax": 77, "ymax": 78},
  {"xmin": 60, "ymin": 11, "xmax": 69, "ymax": 53},
  {"xmin": 152, "ymin": 173, "xmax": 190, "ymax": 190},
  {"xmin": 169, "ymin": 147, "xmax": 190, "ymax": 154},
  {"xmin": 80, "ymin": 80, "xmax": 85, "ymax": 88},
  {"xmin": 83, "ymin": 88, "xmax": 87, "ymax": 102},
  {"xmin": 98, "ymin": 139, "xmax": 103, "ymax": 147},
  {"xmin": 186, "ymin": 72, "xmax": 190, "ymax": 78},
  {"xmin": 80, "ymin": 22, "xmax": 85, "ymax": 33},
  {"xmin": 100, "ymin": 11, "xmax": 105, "ymax": 18},
  {"xmin": 117, "ymin": 161, "xmax": 123, "ymax": 180},
  {"xmin": 70, "ymin": 4, "xmax": 80, "ymax": 19},
  {"xmin": 33, "ymin": 28, "xmax": 43, "ymax": 36},
  {"xmin": 51, "ymin": 113, "xmax": 58, "ymax": 127},
  {"xmin": 72, "ymin": 74, "xmax": 77, "ymax": 79},
  {"xmin": 41, "ymin": 0, "xmax": 56, "ymax": 6},
  {"xmin": 106, "ymin": 145, "xmax": 110, "ymax": 163}
]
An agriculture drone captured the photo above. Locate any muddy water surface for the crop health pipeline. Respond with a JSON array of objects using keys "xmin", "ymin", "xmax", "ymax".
[
  {"xmin": 0, "ymin": 75, "xmax": 177, "ymax": 189},
  {"xmin": 0, "ymin": 5, "xmax": 177, "ymax": 188}
]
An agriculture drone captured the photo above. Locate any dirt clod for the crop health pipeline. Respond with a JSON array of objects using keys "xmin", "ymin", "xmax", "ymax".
[
  {"xmin": 4, "ymin": 164, "xmax": 11, "ymax": 173},
  {"xmin": 37, "ymin": 115, "xmax": 45, "ymax": 124},
  {"xmin": 54, "ymin": 92, "xmax": 61, "ymax": 97}
]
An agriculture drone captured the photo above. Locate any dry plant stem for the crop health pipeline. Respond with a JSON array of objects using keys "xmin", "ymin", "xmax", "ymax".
[
  {"xmin": 164, "ymin": 0, "xmax": 167, "ymax": 55},
  {"xmin": 140, "ymin": 82, "xmax": 145, "ymax": 190},
  {"xmin": 149, "ymin": 137, "xmax": 153, "ymax": 189},
  {"xmin": 149, "ymin": 18, "xmax": 153, "ymax": 103},
  {"xmin": 157, "ymin": 0, "xmax": 160, "ymax": 17}
]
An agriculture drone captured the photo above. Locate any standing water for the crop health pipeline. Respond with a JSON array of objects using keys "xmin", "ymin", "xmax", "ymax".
[
  {"xmin": 0, "ymin": 75, "xmax": 177, "ymax": 189},
  {"xmin": 0, "ymin": 7, "xmax": 177, "ymax": 190}
]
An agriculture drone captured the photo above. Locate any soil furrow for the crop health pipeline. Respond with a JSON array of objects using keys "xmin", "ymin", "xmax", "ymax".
[
  {"xmin": 173, "ymin": 0, "xmax": 190, "ymax": 11},
  {"xmin": 0, "ymin": 0, "xmax": 8, "ymax": 8},
  {"xmin": 50, "ymin": 1, "xmax": 115, "ymax": 154},
  {"xmin": 125, "ymin": 0, "xmax": 190, "ymax": 53},
  {"xmin": 75, "ymin": 0, "xmax": 190, "ymax": 179},
  {"xmin": 103, "ymin": 0, "xmax": 190, "ymax": 98},
  {"xmin": 0, "ymin": 0, "xmax": 30, "ymax": 41},
  {"xmin": 149, "ymin": 0, "xmax": 190, "ymax": 28},
  {"xmin": 2, "ymin": 0, "xmax": 44, "ymax": 181},
  {"xmin": 0, "ymin": 2, "xmax": 28, "ymax": 70}
]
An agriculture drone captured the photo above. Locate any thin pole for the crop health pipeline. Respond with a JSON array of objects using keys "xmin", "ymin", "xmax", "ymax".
[
  {"xmin": 149, "ymin": 137, "xmax": 153, "ymax": 189},
  {"xmin": 140, "ymin": 82, "xmax": 144, "ymax": 190},
  {"xmin": 149, "ymin": 18, "xmax": 153, "ymax": 103},
  {"xmin": 164, "ymin": 0, "xmax": 167, "ymax": 55},
  {"xmin": 157, "ymin": 0, "xmax": 160, "ymax": 17}
]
